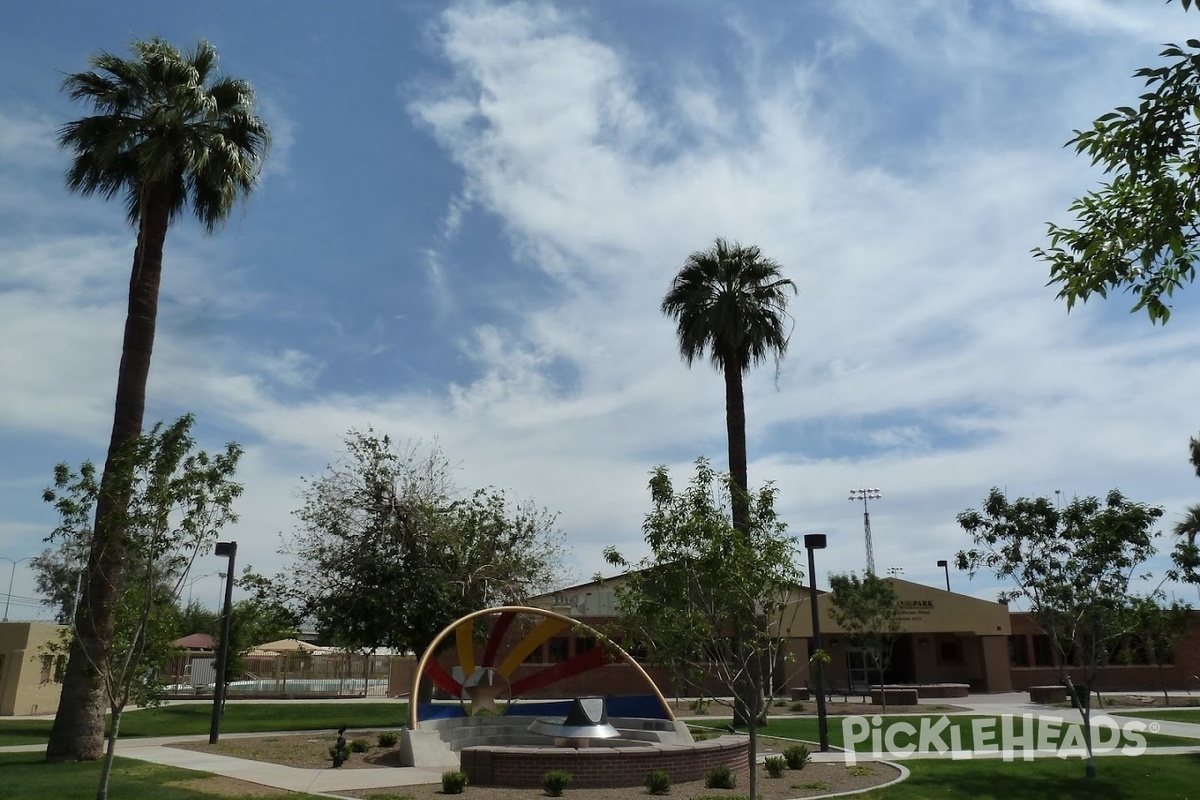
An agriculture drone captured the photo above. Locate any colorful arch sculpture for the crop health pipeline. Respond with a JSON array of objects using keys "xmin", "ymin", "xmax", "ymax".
[{"xmin": 408, "ymin": 605, "xmax": 675, "ymax": 728}]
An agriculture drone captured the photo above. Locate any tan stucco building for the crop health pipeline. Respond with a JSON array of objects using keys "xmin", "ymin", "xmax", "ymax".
[
  {"xmin": 0, "ymin": 622, "xmax": 67, "ymax": 716},
  {"xmin": 781, "ymin": 577, "xmax": 1012, "ymax": 692},
  {"xmin": 530, "ymin": 574, "xmax": 1013, "ymax": 695}
]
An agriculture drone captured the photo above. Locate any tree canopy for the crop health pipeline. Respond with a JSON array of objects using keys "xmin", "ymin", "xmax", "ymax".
[
  {"xmin": 956, "ymin": 488, "xmax": 1163, "ymax": 777},
  {"xmin": 41, "ymin": 415, "xmax": 242, "ymax": 798},
  {"xmin": 605, "ymin": 458, "xmax": 803, "ymax": 800},
  {"xmin": 827, "ymin": 572, "xmax": 903, "ymax": 710},
  {"xmin": 273, "ymin": 431, "xmax": 567, "ymax": 655},
  {"xmin": 1033, "ymin": 4, "xmax": 1200, "ymax": 323}
]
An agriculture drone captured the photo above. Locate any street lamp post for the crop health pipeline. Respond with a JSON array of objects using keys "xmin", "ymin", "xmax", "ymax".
[
  {"xmin": 209, "ymin": 542, "xmax": 237, "ymax": 745},
  {"xmin": 936, "ymin": 560, "xmax": 951, "ymax": 592},
  {"xmin": 804, "ymin": 533, "xmax": 830, "ymax": 752},
  {"xmin": 2, "ymin": 556, "xmax": 34, "ymax": 622}
]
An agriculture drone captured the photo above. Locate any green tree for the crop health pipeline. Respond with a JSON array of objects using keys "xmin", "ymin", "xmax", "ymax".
[
  {"xmin": 41, "ymin": 415, "xmax": 243, "ymax": 799},
  {"xmin": 826, "ymin": 572, "xmax": 903, "ymax": 712},
  {"xmin": 1122, "ymin": 596, "xmax": 1194, "ymax": 705},
  {"xmin": 1033, "ymin": 3, "xmax": 1200, "ymax": 323},
  {"xmin": 1171, "ymin": 433, "xmax": 1200, "ymax": 584},
  {"xmin": 661, "ymin": 238, "xmax": 796, "ymax": 535},
  {"xmin": 605, "ymin": 458, "xmax": 804, "ymax": 800},
  {"xmin": 49, "ymin": 38, "xmax": 270, "ymax": 762},
  {"xmin": 275, "ymin": 431, "xmax": 566, "ymax": 658},
  {"xmin": 956, "ymin": 488, "xmax": 1163, "ymax": 778}
]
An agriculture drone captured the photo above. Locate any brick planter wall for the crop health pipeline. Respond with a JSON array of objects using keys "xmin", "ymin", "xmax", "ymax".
[{"xmin": 460, "ymin": 735, "xmax": 749, "ymax": 788}]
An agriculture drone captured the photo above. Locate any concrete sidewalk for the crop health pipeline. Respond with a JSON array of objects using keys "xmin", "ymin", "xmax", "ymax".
[{"xmin": 2, "ymin": 734, "xmax": 445, "ymax": 796}]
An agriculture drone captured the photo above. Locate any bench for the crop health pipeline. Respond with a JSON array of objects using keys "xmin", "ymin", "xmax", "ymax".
[{"xmin": 826, "ymin": 682, "xmax": 871, "ymax": 702}]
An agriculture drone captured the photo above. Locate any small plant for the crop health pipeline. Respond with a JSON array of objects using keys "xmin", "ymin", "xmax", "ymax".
[
  {"xmin": 788, "ymin": 700, "xmax": 806, "ymax": 713},
  {"xmin": 688, "ymin": 697, "xmax": 711, "ymax": 715},
  {"xmin": 441, "ymin": 770, "xmax": 469, "ymax": 794},
  {"xmin": 793, "ymin": 781, "xmax": 831, "ymax": 792},
  {"xmin": 645, "ymin": 769, "xmax": 671, "ymax": 795},
  {"xmin": 704, "ymin": 765, "xmax": 736, "ymax": 790},
  {"xmin": 783, "ymin": 743, "xmax": 811, "ymax": 770},
  {"xmin": 764, "ymin": 756, "xmax": 786, "ymax": 778},
  {"xmin": 542, "ymin": 769, "xmax": 573, "ymax": 796},
  {"xmin": 378, "ymin": 730, "xmax": 399, "ymax": 748},
  {"xmin": 350, "ymin": 737, "xmax": 371, "ymax": 753},
  {"xmin": 847, "ymin": 765, "xmax": 873, "ymax": 777},
  {"xmin": 773, "ymin": 698, "xmax": 786, "ymax": 708}
]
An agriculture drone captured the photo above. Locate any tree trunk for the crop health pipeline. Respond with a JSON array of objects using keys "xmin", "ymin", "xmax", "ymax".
[
  {"xmin": 96, "ymin": 708, "xmax": 122, "ymax": 800},
  {"xmin": 722, "ymin": 360, "xmax": 749, "ymax": 536},
  {"xmin": 1159, "ymin": 663, "xmax": 1170, "ymax": 707},
  {"xmin": 46, "ymin": 189, "xmax": 170, "ymax": 762}
]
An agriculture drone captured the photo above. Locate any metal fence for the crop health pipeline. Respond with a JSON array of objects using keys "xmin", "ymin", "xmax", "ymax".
[{"xmin": 162, "ymin": 650, "xmax": 402, "ymax": 699}]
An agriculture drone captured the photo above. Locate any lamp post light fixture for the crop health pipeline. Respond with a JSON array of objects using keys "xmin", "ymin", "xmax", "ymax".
[
  {"xmin": 209, "ymin": 541, "xmax": 237, "ymax": 745},
  {"xmin": 936, "ymin": 560, "xmax": 951, "ymax": 593},
  {"xmin": 2, "ymin": 556, "xmax": 34, "ymax": 622},
  {"xmin": 803, "ymin": 533, "xmax": 830, "ymax": 752},
  {"xmin": 848, "ymin": 488, "xmax": 882, "ymax": 575}
]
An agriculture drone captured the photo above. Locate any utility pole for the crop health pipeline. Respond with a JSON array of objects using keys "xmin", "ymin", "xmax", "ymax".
[{"xmin": 848, "ymin": 488, "xmax": 881, "ymax": 575}]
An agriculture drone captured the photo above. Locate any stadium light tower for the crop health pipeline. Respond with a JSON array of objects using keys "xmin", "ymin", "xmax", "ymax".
[{"xmin": 848, "ymin": 488, "xmax": 882, "ymax": 575}]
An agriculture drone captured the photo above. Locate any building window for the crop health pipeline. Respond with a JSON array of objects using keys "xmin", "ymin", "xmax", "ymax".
[
  {"xmin": 938, "ymin": 640, "xmax": 963, "ymax": 664},
  {"xmin": 1031, "ymin": 635, "xmax": 1055, "ymax": 667},
  {"xmin": 1008, "ymin": 635, "xmax": 1030, "ymax": 667},
  {"xmin": 523, "ymin": 644, "xmax": 544, "ymax": 664},
  {"xmin": 576, "ymin": 637, "xmax": 597, "ymax": 654},
  {"xmin": 547, "ymin": 637, "xmax": 570, "ymax": 663}
]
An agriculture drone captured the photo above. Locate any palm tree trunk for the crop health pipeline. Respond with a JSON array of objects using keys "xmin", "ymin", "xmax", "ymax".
[
  {"xmin": 46, "ymin": 189, "xmax": 170, "ymax": 762},
  {"xmin": 723, "ymin": 361, "xmax": 749, "ymax": 536}
]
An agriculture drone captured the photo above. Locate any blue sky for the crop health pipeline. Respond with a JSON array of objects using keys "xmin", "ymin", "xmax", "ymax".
[{"xmin": 2, "ymin": 0, "xmax": 1199, "ymax": 620}]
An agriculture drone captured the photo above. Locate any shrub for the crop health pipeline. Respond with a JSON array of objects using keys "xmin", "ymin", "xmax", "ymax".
[
  {"xmin": 704, "ymin": 765, "xmax": 736, "ymax": 790},
  {"xmin": 644, "ymin": 769, "xmax": 671, "ymax": 795},
  {"xmin": 764, "ymin": 756, "xmax": 786, "ymax": 778},
  {"xmin": 847, "ymin": 765, "xmax": 873, "ymax": 777},
  {"xmin": 788, "ymin": 700, "xmax": 806, "ymax": 712},
  {"xmin": 773, "ymin": 698, "xmax": 786, "ymax": 708},
  {"xmin": 441, "ymin": 770, "xmax": 469, "ymax": 794},
  {"xmin": 542, "ymin": 769, "xmax": 573, "ymax": 796},
  {"xmin": 784, "ymin": 743, "xmax": 811, "ymax": 770},
  {"xmin": 378, "ymin": 730, "xmax": 399, "ymax": 748},
  {"xmin": 350, "ymin": 738, "xmax": 371, "ymax": 753},
  {"xmin": 688, "ymin": 697, "xmax": 711, "ymax": 715}
]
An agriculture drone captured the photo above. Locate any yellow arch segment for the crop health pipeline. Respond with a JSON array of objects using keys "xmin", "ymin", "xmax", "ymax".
[
  {"xmin": 455, "ymin": 619, "xmax": 476, "ymax": 679},
  {"xmin": 496, "ymin": 617, "xmax": 568, "ymax": 678},
  {"xmin": 407, "ymin": 605, "xmax": 676, "ymax": 729}
]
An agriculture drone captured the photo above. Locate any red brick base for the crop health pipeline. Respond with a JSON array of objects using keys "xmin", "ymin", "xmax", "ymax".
[{"xmin": 460, "ymin": 736, "xmax": 750, "ymax": 788}]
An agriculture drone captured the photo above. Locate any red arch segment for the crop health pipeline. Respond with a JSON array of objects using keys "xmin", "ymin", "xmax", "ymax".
[
  {"xmin": 509, "ymin": 644, "xmax": 615, "ymax": 696},
  {"xmin": 481, "ymin": 611, "xmax": 516, "ymax": 668},
  {"xmin": 425, "ymin": 657, "xmax": 462, "ymax": 698}
]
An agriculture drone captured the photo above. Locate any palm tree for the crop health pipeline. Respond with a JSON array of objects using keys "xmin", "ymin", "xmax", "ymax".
[
  {"xmin": 1175, "ymin": 506, "xmax": 1200, "ymax": 547},
  {"xmin": 46, "ymin": 38, "xmax": 269, "ymax": 762},
  {"xmin": 661, "ymin": 237, "xmax": 796, "ymax": 535}
]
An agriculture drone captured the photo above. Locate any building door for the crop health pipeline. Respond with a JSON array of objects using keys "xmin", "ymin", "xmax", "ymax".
[{"xmin": 845, "ymin": 649, "xmax": 882, "ymax": 689}]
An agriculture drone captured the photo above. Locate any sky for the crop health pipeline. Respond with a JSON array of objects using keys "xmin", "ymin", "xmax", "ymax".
[{"xmin": 2, "ymin": 0, "xmax": 1199, "ymax": 622}]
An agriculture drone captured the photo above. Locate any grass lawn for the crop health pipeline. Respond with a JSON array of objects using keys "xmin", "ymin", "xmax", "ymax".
[
  {"xmin": 697, "ymin": 713, "xmax": 1196, "ymax": 750},
  {"xmin": 0, "ymin": 752, "xmax": 327, "ymax": 800},
  {"xmin": 1116, "ymin": 708, "xmax": 1200, "ymax": 724},
  {"xmin": 858, "ymin": 753, "xmax": 1200, "ymax": 799},
  {"xmin": 0, "ymin": 701, "xmax": 409, "ymax": 747}
]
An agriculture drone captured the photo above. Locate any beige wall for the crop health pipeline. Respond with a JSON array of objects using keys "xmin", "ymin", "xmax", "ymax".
[{"xmin": 0, "ymin": 622, "xmax": 67, "ymax": 716}]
